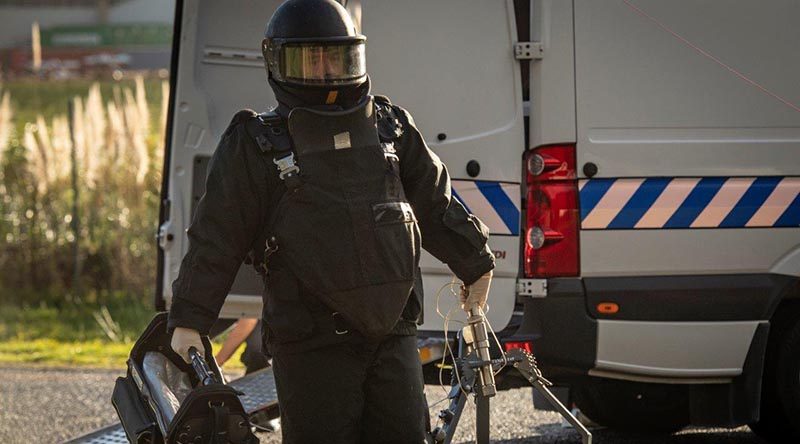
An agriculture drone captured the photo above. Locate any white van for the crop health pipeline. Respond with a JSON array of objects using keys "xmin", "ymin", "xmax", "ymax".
[{"xmin": 158, "ymin": 0, "xmax": 800, "ymax": 439}]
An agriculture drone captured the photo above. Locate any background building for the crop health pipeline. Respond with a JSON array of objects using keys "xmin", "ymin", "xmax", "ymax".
[{"xmin": 0, "ymin": 0, "xmax": 175, "ymax": 74}]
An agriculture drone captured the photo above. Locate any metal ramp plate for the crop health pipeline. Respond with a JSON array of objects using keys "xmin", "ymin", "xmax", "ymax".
[
  {"xmin": 229, "ymin": 367, "xmax": 278, "ymax": 413},
  {"xmin": 65, "ymin": 424, "xmax": 128, "ymax": 444},
  {"xmin": 65, "ymin": 368, "xmax": 278, "ymax": 444}
]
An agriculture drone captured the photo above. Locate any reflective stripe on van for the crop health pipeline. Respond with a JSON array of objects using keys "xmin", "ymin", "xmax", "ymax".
[{"xmin": 580, "ymin": 177, "xmax": 800, "ymax": 229}]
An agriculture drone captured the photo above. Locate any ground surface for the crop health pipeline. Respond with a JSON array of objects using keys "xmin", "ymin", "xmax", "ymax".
[{"xmin": 0, "ymin": 366, "xmax": 767, "ymax": 444}]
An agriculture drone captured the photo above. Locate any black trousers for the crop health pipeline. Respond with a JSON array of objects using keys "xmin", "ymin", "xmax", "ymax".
[
  {"xmin": 242, "ymin": 321, "xmax": 271, "ymax": 373},
  {"xmin": 271, "ymin": 334, "xmax": 429, "ymax": 444}
]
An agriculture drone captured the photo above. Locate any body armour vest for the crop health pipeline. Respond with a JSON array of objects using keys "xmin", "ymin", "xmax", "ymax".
[{"xmin": 266, "ymin": 97, "xmax": 421, "ymax": 338}]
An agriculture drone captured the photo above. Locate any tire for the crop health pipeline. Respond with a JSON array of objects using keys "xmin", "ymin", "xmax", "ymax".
[
  {"xmin": 573, "ymin": 377, "xmax": 689, "ymax": 435},
  {"xmin": 749, "ymin": 308, "xmax": 800, "ymax": 443}
]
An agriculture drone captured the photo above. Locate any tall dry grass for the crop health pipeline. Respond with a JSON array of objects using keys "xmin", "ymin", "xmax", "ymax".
[
  {"xmin": 0, "ymin": 76, "xmax": 168, "ymax": 304},
  {"xmin": 0, "ymin": 89, "xmax": 11, "ymax": 166}
]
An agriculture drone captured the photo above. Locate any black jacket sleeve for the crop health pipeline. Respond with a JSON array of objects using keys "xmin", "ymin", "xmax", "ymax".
[
  {"xmin": 393, "ymin": 106, "xmax": 495, "ymax": 285},
  {"xmin": 167, "ymin": 111, "xmax": 271, "ymax": 334}
]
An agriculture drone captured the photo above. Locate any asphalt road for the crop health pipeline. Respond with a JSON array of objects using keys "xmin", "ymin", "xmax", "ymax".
[{"xmin": 0, "ymin": 366, "xmax": 767, "ymax": 444}]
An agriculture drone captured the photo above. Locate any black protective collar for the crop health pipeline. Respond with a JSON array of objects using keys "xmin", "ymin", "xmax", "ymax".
[{"xmin": 269, "ymin": 75, "xmax": 371, "ymax": 118}]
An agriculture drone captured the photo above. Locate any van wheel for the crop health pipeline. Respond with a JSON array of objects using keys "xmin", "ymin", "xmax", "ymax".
[
  {"xmin": 573, "ymin": 378, "xmax": 688, "ymax": 435},
  {"xmin": 749, "ymin": 309, "xmax": 800, "ymax": 443}
]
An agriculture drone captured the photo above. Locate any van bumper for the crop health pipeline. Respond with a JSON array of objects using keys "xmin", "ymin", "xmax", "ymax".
[
  {"xmin": 513, "ymin": 278, "xmax": 597, "ymax": 378},
  {"xmin": 514, "ymin": 274, "xmax": 792, "ymax": 379},
  {"xmin": 508, "ymin": 274, "xmax": 795, "ymax": 426}
]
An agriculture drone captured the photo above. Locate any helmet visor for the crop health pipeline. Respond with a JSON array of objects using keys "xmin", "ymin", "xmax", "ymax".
[{"xmin": 279, "ymin": 41, "xmax": 366, "ymax": 85}]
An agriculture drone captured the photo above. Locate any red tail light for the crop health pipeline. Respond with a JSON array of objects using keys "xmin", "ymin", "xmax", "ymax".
[
  {"xmin": 524, "ymin": 144, "xmax": 579, "ymax": 277},
  {"xmin": 503, "ymin": 341, "xmax": 534, "ymax": 354}
]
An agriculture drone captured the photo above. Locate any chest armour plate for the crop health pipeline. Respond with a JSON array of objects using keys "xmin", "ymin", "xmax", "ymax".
[{"xmin": 269, "ymin": 97, "xmax": 421, "ymax": 338}]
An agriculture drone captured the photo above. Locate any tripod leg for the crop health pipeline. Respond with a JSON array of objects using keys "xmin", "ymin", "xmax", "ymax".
[
  {"xmin": 531, "ymin": 380, "xmax": 592, "ymax": 444},
  {"xmin": 435, "ymin": 388, "xmax": 467, "ymax": 444},
  {"xmin": 475, "ymin": 393, "xmax": 490, "ymax": 444}
]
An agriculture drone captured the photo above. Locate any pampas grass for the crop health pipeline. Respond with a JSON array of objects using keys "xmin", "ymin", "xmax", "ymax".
[
  {"xmin": 0, "ymin": 90, "xmax": 11, "ymax": 164},
  {"xmin": 1, "ymin": 76, "xmax": 169, "ymax": 302},
  {"xmin": 22, "ymin": 77, "xmax": 160, "ymax": 192}
]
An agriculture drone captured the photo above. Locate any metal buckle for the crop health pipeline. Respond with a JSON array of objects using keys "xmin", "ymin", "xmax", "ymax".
[
  {"xmin": 381, "ymin": 142, "xmax": 399, "ymax": 163},
  {"xmin": 257, "ymin": 236, "xmax": 279, "ymax": 275},
  {"xmin": 332, "ymin": 312, "xmax": 349, "ymax": 335},
  {"xmin": 265, "ymin": 236, "xmax": 279, "ymax": 257},
  {"xmin": 273, "ymin": 152, "xmax": 300, "ymax": 180}
]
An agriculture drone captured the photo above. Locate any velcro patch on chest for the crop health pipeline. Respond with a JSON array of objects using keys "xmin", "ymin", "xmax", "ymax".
[{"xmin": 334, "ymin": 132, "xmax": 352, "ymax": 150}]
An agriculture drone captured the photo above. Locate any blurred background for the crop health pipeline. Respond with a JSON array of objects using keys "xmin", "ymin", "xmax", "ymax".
[{"xmin": 0, "ymin": 0, "xmax": 188, "ymax": 368}]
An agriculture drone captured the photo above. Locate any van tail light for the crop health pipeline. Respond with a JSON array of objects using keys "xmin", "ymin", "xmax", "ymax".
[
  {"xmin": 503, "ymin": 340, "xmax": 534, "ymax": 354},
  {"xmin": 524, "ymin": 144, "xmax": 580, "ymax": 278}
]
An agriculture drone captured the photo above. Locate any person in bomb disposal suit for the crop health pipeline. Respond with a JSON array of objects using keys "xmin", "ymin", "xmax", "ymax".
[{"xmin": 168, "ymin": 0, "xmax": 494, "ymax": 442}]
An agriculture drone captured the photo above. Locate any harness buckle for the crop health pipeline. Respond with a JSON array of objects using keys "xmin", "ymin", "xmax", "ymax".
[
  {"xmin": 273, "ymin": 152, "xmax": 300, "ymax": 180},
  {"xmin": 382, "ymin": 142, "xmax": 399, "ymax": 164}
]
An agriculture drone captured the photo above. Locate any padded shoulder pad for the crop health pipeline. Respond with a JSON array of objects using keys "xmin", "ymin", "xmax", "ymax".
[
  {"xmin": 230, "ymin": 109, "xmax": 258, "ymax": 126},
  {"xmin": 373, "ymin": 95, "xmax": 392, "ymax": 106},
  {"xmin": 244, "ymin": 110, "xmax": 290, "ymax": 153}
]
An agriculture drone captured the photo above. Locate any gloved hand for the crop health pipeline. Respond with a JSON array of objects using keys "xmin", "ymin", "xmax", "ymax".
[
  {"xmin": 170, "ymin": 327, "xmax": 204, "ymax": 363},
  {"xmin": 460, "ymin": 270, "xmax": 493, "ymax": 312}
]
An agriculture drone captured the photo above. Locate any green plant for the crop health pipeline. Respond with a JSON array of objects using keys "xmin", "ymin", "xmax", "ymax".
[{"xmin": 0, "ymin": 76, "xmax": 167, "ymax": 306}]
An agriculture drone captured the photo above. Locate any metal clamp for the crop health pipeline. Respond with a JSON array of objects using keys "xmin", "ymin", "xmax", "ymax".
[
  {"xmin": 516, "ymin": 278, "xmax": 547, "ymax": 298},
  {"xmin": 513, "ymin": 41, "xmax": 543, "ymax": 60},
  {"xmin": 273, "ymin": 152, "xmax": 300, "ymax": 180},
  {"xmin": 259, "ymin": 236, "xmax": 279, "ymax": 273}
]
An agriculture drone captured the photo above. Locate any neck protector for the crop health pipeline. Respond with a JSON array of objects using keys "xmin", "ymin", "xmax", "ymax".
[{"xmin": 269, "ymin": 75, "xmax": 371, "ymax": 117}]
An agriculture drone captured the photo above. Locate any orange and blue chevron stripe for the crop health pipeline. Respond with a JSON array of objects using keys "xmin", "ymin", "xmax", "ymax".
[
  {"xmin": 580, "ymin": 177, "xmax": 800, "ymax": 229},
  {"xmin": 451, "ymin": 179, "xmax": 521, "ymax": 236}
]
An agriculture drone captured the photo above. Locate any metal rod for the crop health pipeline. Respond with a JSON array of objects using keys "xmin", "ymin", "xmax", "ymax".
[
  {"xmin": 475, "ymin": 391, "xmax": 490, "ymax": 444},
  {"xmin": 67, "ymin": 100, "xmax": 81, "ymax": 298},
  {"xmin": 531, "ymin": 380, "xmax": 593, "ymax": 444},
  {"xmin": 188, "ymin": 346, "xmax": 218, "ymax": 386},
  {"xmin": 467, "ymin": 307, "xmax": 496, "ymax": 397}
]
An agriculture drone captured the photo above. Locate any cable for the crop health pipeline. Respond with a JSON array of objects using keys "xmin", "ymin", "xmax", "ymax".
[
  {"xmin": 434, "ymin": 277, "xmax": 468, "ymax": 398},
  {"xmin": 440, "ymin": 281, "xmax": 468, "ymax": 398},
  {"xmin": 485, "ymin": 310, "xmax": 508, "ymax": 376},
  {"xmin": 428, "ymin": 395, "xmax": 450, "ymax": 410},
  {"xmin": 433, "ymin": 276, "xmax": 511, "ymax": 398}
]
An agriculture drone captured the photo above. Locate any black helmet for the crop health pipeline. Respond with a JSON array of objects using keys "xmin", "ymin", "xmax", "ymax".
[{"xmin": 262, "ymin": 0, "xmax": 366, "ymax": 88}]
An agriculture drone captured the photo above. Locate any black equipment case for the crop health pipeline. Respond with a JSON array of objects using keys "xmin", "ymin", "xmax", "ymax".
[{"xmin": 111, "ymin": 313, "xmax": 259, "ymax": 444}]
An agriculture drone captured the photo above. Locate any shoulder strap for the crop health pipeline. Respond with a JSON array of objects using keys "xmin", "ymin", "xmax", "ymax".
[
  {"xmin": 244, "ymin": 110, "xmax": 291, "ymax": 153},
  {"xmin": 245, "ymin": 110, "xmax": 300, "ymax": 185},
  {"xmin": 241, "ymin": 111, "xmax": 293, "ymax": 275}
]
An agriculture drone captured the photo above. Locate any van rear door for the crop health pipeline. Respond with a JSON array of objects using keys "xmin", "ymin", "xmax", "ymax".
[{"xmin": 159, "ymin": 0, "xmax": 281, "ymax": 318}]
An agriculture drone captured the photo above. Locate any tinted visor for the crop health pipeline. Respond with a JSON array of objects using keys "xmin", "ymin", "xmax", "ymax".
[{"xmin": 279, "ymin": 41, "xmax": 366, "ymax": 85}]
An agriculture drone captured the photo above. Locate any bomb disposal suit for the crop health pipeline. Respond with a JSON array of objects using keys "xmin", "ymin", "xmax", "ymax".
[{"xmin": 167, "ymin": 1, "xmax": 495, "ymax": 442}]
